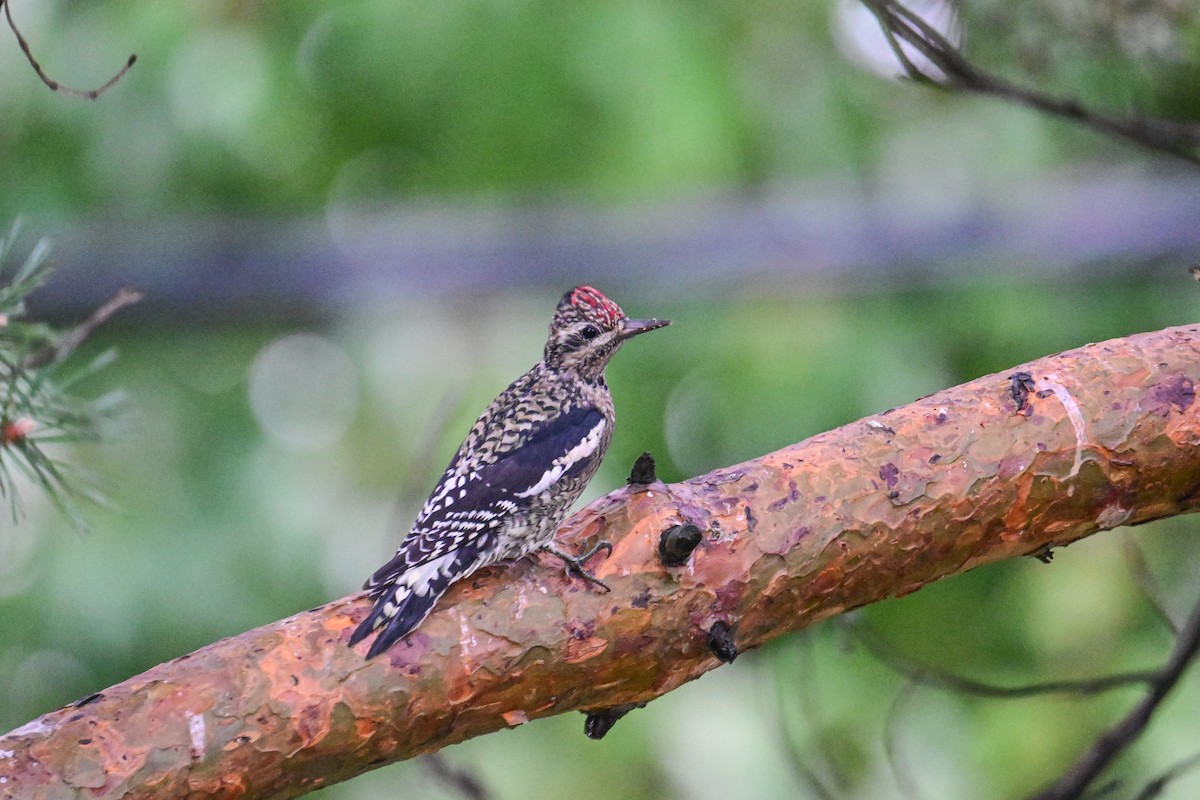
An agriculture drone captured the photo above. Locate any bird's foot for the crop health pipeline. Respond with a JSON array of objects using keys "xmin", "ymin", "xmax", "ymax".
[{"xmin": 542, "ymin": 541, "xmax": 612, "ymax": 592}]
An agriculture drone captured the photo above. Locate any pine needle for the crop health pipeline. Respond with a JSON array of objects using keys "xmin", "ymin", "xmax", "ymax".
[{"xmin": 0, "ymin": 224, "xmax": 139, "ymax": 531}]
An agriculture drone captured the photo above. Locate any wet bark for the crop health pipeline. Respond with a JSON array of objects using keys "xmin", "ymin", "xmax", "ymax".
[{"xmin": 3, "ymin": 323, "xmax": 1200, "ymax": 799}]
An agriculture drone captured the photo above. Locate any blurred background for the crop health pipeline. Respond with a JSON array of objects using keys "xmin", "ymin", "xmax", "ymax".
[{"xmin": 2, "ymin": 0, "xmax": 1200, "ymax": 798}]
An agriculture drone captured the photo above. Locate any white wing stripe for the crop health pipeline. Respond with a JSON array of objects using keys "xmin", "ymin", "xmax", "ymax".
[
  {"xmin": 400, "ymin": 552, "xmax": 458, "ymax": 596},
  {"xmin": 514, "ymin": 418, "xmax": 606, "ymax": 499}
]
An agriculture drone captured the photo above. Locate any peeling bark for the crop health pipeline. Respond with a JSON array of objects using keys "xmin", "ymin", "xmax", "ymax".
[{"xmin": 4, "ymin": 323, "xmax": 1200, "ymax": 799}]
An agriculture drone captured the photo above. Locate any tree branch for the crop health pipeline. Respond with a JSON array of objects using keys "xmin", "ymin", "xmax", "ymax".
[
  {"xmin": 422, "ymin": 753, "xmax": 493, "ymax": 800},
  {"xmin": 4, "ymin": 323, "xmax": 1200, "ymax": 798},
  {"xmin": 1133, "ymin": 749, "xmax": 1200, "ymax": 800},
  {"xmin": 1028, "ymin": 590, "xmax": 1200, "ymax": 800},
  {"xmin": 1121, "ymin": 536, "xmax": 1179, "ymax": 634},
  {"xmin": 2, "ymin": 0, "xmax": 135, "ymax": 100},
  {"xmin": 853, "ymin": 621, "xmax": 1157, "ymax": 699},
  {"xmin": 859, "ymin": 0, "xmax": 1200, "ymax": 167},
  {"xmin": 22, "ymin": 286, "xmax": 143, "ymax": 371}
]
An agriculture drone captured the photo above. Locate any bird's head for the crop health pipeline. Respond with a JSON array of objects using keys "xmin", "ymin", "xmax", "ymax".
[{"xmin": 543, "ymin": 285, "xmax": 669, "ymax": 379}]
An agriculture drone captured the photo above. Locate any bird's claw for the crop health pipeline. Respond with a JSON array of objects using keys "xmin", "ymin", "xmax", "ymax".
[{"xmin": 542, "ymin": 541, "xmax": 613, "ymax": 593}]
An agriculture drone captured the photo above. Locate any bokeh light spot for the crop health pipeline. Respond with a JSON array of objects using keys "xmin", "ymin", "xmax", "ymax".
[
  {"xmin": 168, "ymin": 29, "xmax": 269, "ymax": 140},
  {"xmin": 248, "ymin": 333, "xmax": 359, "ymax": 451}
]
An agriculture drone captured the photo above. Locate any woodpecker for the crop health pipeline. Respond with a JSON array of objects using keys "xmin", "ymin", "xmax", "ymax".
[{"xmin": 350, "ymin": 286, "xmax": 669, "ymax": 658}]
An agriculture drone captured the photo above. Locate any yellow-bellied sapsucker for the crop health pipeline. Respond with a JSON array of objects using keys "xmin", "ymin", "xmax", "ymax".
[{"xmin": 350, "ymin": 286, "xmax": 669, "ymax": 658}]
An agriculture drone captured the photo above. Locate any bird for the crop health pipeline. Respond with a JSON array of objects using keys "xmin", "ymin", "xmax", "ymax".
[{"xmin": 350, "ymin": 285, "xmax": 670, "ymax": 658}]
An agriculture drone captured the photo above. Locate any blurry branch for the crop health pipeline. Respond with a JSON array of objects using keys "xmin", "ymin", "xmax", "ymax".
[
  {"xmin": 853, "ymin": 621, "xmax": 1157, "ymax": 698},
  {"xmin": 1029, "ymin": 590, "xmax": 1200, "ymax": 800},
  {"xmin": 856, "ymin": 517, "xmax": 1200, "ymax": 798},
  {"xmin": 4, "ymin": 323, "xmax": 1200, "ymax": 798},
  {"xmin": 1, "ymin": 0, "xmax": 135, "ymax": 99},
  {"xmin": 422, "ymin": 754, "xmax": 493, "ymax": 800},
  {"xmin": 859, "ymin": 0, "xmax": 1200, "ymax": 167},
  {"xmin": 1121, "ymin": 537, "xmax": 1179, "ymax": 634},
  {"xmin": 858, "ymin": 599, "xmax": 1200, "ymax": 799},
  {"xmin": 1133, "ymin": 750, "xmax": 1200, "ymax": 800}
]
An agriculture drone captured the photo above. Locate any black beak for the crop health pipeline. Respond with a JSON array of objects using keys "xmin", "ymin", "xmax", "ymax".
[{"xmin": 619, "ymin": 318, "xmax": 671, "ymax": 340}]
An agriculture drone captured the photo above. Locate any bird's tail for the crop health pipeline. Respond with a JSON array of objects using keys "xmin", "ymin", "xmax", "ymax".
[{"xmin": 348, "ymin": 550, "xmax": 470, "ymax": 658}]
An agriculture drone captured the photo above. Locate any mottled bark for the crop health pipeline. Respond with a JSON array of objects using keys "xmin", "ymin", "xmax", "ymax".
[{"xmin": 4, "ymin": 324, "xmax": 1200, "ymax": 799}]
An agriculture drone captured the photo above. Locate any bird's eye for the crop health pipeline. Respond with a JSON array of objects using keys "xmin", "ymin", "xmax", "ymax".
[{"xmin": 580, "ymin": 324, "xmax": 601, "ymax": 341}]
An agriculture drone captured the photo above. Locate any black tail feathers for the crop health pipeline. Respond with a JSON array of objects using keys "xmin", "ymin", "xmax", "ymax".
[{"xmin": 348, "ymin": 560, "xmax": 463, "ymax": 658}]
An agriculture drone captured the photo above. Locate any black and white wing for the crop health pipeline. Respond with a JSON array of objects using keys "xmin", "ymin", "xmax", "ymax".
[{"xmin": 349, "ymin": 404, "xmax": 607, "ymax": 657}]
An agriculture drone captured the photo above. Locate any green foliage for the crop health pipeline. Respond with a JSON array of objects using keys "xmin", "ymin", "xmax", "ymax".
[{"xmin": 7, "ymin": 0, "xmax": 1200, "ymax": 220}]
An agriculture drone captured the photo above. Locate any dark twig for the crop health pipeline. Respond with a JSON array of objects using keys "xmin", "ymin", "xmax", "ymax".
[
  {"xmin": 1121, "ymin": 536, "xmax": 1179, "ymax": 634},
  {"xmin": 422, "ymin": 753, "xmax": 492, "ymax": 800},
  {"xmin": 1029, "ymin": 592, "xmax": 1200, "ymax": 800},
  {"xmin": 23, "ymin": 286, "xmax": 142, "ymax": 371},
  {"xmin": 1132, "ymin": 750, "xmax": 1200, "ymax": 800},
  {"xmin": 1, "ymin": 0, "xmax": 136, "ymax": 99},
  {"xmin": 858, "ymin": 0, "xmax": 1200, "ymax": 167},
  {"xmin": 1080, "ymin": 780, "xmax": 1123, "ymax": 800},
  {"xmin": 872, "ymin": 5, "xmax": 929, "ymax": 84},
  {"xmin": 854, "ymin": 623, "xmax": 1156, "ymax": 699}
]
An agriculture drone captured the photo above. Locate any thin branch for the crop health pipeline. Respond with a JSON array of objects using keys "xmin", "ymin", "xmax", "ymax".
[
  {"xmin": 858, "ymin": 0, "xmax": 1200, "ymax": 167},
  {"xmin": 1, "ymin": 0, "xmax": 136, "ymax": 100},
  {"xmin": 882, "ymin": 0, "xmax": 976, "ymax": 79},
  {"xmin": 423, "ymin": 754, "xmax": 493, "ymax": 800},
  {"xmin": 1121, "ymin": 536, "xmax": 1178, "ymax": 634},
  {"xmin": 854, "ymin": 623, "xmax": 1156, "ymax": 699},
  {"xmin": 1029, "ymin": 592, "xmax": 1200, "ymax": 800},
  {"xmin": 23, "ymin": 286, "xmax": 142, "ymax": 371},
  {"xmin": 1132, "ymin": 750, "xmax": 1200, "ymax": 800},
  {"xmin": 1079, "ymin": 780, "xmax": 1123, "ymax": 800},
  {"xmin": 871, "ymin": 5, "xmax": 931, "ymax": 85}
]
